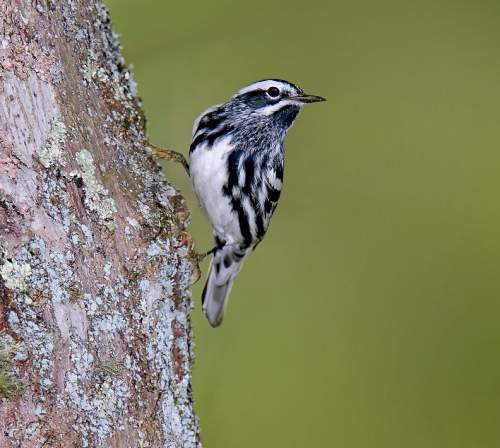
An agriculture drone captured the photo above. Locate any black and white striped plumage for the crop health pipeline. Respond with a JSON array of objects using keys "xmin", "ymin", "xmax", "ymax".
[{"xmin": 189, "ymin": 79, "xmax": 325, "ymax": 327}]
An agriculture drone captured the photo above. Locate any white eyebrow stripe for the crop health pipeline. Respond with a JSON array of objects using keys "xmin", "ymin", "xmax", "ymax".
[
  {"xmin": 236, "ymin": 80, "xmax": 289, "ymax": 96},
  {"xmin": 256, "ymin": 99, "xmax": 304, "ymax": 116}
]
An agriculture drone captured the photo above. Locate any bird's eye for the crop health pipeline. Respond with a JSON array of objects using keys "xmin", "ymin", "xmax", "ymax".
[{"xmin": 267, "ymin": 87, "xmax": 281, "ymax": 98}]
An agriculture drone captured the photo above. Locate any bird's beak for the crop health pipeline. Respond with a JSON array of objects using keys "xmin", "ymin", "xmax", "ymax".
[{"xmin": 293, "ymin": 93, "xmax": 326, "ymax": 104}]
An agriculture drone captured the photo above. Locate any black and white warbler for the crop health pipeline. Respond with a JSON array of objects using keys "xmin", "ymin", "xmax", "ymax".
[{"xmin": 153, "ymin": 79, "xmax": 325, "ymax": 327}]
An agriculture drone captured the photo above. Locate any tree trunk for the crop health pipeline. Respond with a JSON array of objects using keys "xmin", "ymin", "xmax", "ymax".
[{"xmin": 0, "ymin": 1, "xmax": 201, "ymax": 446}]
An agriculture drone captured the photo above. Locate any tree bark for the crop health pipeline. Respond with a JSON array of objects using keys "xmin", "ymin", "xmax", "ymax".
[{"xmin": 0, "ymin": 1, "xmax": 200, "ymax": 447}]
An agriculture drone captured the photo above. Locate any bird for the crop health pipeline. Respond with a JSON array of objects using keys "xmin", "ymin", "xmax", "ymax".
[{"xmin": 151, "ymin": 79, "xmax": 325, "ymax": 327}]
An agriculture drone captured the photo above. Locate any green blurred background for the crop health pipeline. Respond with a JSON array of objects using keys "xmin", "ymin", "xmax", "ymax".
[{"xmin": 106, "ymin": 1, "xmax": 500, "ymax": 446}]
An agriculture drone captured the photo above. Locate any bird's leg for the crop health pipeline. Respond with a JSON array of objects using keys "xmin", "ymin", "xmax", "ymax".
[
  {"xmin": 196, "ymin": 247, "xmax": 216, "ymax": 263},
  {"xmin": 149, "ymin": 144, "xmax": 190, "ymax": 175}
]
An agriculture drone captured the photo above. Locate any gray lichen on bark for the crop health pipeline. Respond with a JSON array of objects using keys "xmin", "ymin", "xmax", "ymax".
[{"xmin": 0, "ymin": 1, "xmax": 201, "ymax": 447}]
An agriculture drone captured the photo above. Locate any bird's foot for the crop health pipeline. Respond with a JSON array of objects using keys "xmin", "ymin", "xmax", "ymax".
[
  {"xmin": 148, "ymin": 143, "xmax": 190, "ymax": 175},
  {"xmin": 186, "ymin": 248, "xmax": 215, "ymax": 285},
  {"xmin": 196, "ymin": 247, "xmax": 216, "ymax": 263}
]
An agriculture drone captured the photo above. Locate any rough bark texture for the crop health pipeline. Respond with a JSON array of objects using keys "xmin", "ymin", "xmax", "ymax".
[{"xmin": 0, "ymin": 1, "xmax": 201, "ymax": 447}]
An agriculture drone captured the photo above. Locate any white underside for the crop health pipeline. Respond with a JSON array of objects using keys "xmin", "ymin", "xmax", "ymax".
[{"xmin": 189, "ymin": 136, "xmax": 242, "ymax": 245}]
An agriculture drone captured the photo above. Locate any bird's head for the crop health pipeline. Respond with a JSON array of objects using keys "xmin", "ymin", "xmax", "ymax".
[
  {"xmin": 228, "ymin": 79, "xmax": 325, "ymax": 128},
  {"xmin": 191, "ymin": 79, "xmax": 325, "ymax": 149}
]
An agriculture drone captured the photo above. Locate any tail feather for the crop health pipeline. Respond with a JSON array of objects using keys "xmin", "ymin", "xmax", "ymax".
[{"xmin": 202, "ymin": 245, "xmax": 247, "ymax": 327}]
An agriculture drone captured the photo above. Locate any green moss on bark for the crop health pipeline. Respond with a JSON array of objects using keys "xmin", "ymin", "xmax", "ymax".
[{"xmin": 0, "ymin": 337, "xmax": 25, "ymax": 398}]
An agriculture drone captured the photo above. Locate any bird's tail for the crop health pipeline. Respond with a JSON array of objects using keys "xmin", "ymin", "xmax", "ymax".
[{"xmin": 202, "ymin": 244, "xmax": 248, "ymax": 327}]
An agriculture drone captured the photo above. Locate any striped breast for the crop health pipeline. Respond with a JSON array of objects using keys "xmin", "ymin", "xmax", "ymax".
[{"xmin": 221, "ymin": 147, "xmax": 284, "ymax": 247}]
